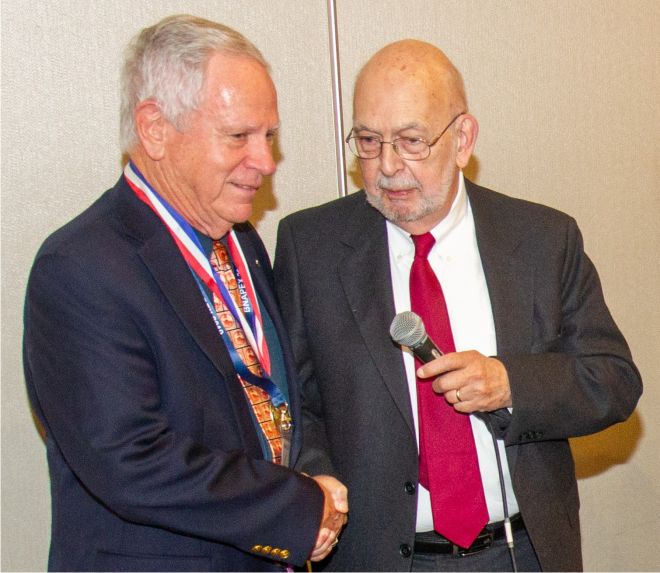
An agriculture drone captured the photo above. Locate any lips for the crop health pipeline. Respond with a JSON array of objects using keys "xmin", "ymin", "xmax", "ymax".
[
  {"xmin": 382, "ymin": 187, "xmax": 418, "ymax": 198},
  {"xmin": 383, "ymin": 187, "xmax": 417, "ymax": 193},
  {"xmin": 230, "ymin": 181, "xmax": 260, "ymax": 193}
]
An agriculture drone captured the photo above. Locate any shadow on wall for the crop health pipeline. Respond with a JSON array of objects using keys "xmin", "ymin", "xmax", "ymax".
[
  {"xmin": 251, "ymin": 177, "xmax": 278, "ymax": 226},
  {"xmin": 463, "ymin": 157, "xmax": 480, "ymax": 184},
  {"xmin": 571, "ymin": 411, "xmax": 643, "ymax": 480},
  {"xmin": 250, "ymin": 139, "xmax": 281, "ymax": 225}
]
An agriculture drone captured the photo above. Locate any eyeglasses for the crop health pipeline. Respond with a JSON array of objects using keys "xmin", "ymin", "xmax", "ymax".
[{"xmin": 345, "ymin": 111, "xmax": 466, "ymax": 161}]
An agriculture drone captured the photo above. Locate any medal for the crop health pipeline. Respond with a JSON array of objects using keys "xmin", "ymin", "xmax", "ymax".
[
  {"xmin": 271, "ymin": 403, "xmax": 293, "ymax": 467},
  {"xmin": 271, "ymin": 403, "xmax": 293, "ymax": 433}
]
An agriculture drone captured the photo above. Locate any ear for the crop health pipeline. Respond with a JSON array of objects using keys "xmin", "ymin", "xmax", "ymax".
[
  {"xmin": 455, "ymin": 113, "xmax": 478, "ymax": 169},
  {"xmin": 134, "ymin": 100, "xmax": 168, "ymax": 161}
]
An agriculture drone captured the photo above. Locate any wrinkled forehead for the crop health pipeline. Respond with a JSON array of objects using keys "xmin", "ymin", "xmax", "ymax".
[{"xmin": 353, "ymin": 63, "xmax": 452, "ymax": 134}]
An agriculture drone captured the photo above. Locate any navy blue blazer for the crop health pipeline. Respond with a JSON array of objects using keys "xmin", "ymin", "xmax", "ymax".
[{"xmin": 23, "ymin": 176, "xmax": 323, "ymax": 571}]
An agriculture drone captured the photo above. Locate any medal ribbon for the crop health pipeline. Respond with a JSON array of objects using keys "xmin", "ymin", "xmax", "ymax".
[
  {"xmin": 225, "ymin": 233, "xmax": 271, "ymax": 376},
  {"xmin": 124, "ymin": 163, "xmax": 283, "ymax": 408}
]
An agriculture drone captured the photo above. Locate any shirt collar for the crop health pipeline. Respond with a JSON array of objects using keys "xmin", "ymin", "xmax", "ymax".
[
  {"xmin": 195, "ymin": 231, "xmax": 214, "ymax": 259},
  {"xmin": 195, "ymin": 230, "xmax": 233, "ymax": 259},
  {"xmin": 387, "ymin": 171, "xmax": 468, "ymax": 252}
]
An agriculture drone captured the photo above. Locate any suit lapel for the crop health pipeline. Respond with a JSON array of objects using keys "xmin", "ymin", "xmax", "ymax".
[
  {"xmin": 113, "ymin": 181, "xmax": 263, "ymax": 457},
  {"xmin": 337, "ymin": 199, "xmax": 415, "ymax": 434},
  {"xmin": 467, "ymin": 182, "xmax": 534, "ymax": 355}
]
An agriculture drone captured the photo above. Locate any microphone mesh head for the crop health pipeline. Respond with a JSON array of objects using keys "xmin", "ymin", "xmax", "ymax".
[{"xmin": 389, "ymin": 311, "xmax": 426, "ymax": 347}]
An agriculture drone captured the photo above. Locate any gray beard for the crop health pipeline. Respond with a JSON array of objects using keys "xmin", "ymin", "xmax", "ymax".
[{"xmin": 366, "ymin": 190, "xmax": 442, "ymax": 224}]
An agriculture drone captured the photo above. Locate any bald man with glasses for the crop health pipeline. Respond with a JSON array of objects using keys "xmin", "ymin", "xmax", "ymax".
[{"xmin": 274, "ymin": 39, "xmax": 641, "ymax": 572}]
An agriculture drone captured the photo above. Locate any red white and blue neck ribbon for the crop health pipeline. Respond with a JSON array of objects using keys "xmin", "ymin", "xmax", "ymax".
[{"xmin": 123, "ymin": 162, "xmax": 272, "ymax": 376}]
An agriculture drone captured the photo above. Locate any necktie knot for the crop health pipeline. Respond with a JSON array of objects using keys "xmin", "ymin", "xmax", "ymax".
[{"xmin": 412, "ymin": 232, "xmax": 436, "ymax": 260}]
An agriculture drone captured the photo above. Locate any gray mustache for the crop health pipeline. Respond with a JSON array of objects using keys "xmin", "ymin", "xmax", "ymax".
[{"xmin": 376, "ymin": 176, "xmax": 421, "ymax": 191}]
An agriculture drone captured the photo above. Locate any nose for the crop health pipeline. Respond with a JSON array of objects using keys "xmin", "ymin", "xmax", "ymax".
[
  {"xmin": 246, "ymin": 137, "xmax": 277, "ymax": 176},
  {"xmin": 379, "ymin": 141, "xmax": 405, "ymax": 177}
]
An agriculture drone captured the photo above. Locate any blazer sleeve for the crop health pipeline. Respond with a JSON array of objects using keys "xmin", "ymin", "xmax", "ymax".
[
  {"xmin": 273, "ymin": 217, "xmax": 337, "ymax": 477},
  {"xmin": 496, "ymin": 217, "xmax": 642, "ymax": 445},
  {"xmin": 23, "ymin": 247, "xmax": 323, "ymax": 566}
]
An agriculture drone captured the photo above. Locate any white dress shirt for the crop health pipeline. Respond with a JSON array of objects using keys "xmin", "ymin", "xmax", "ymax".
[{"xmin": 386, "ymin": 171, "xmax": 519, "ymax": 531}]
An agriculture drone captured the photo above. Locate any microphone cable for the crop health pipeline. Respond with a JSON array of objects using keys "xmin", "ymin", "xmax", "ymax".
[{"xmin": 476, "ymin": 412, "xmax": 518, "ymax": 572}]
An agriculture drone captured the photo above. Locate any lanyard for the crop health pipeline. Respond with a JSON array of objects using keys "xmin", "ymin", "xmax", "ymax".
[
  {"xmin": 191, "ymin": 273, "xmax": 286, "ymax": 408},
  {"xmin": 123, "ymin": 163, "xmax": 284, "ymax": 407}
]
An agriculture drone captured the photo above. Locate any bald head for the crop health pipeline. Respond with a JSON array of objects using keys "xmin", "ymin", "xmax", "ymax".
[{"xmin": 354, "ymin": 39, "xmax": 467, "ymax": 119}]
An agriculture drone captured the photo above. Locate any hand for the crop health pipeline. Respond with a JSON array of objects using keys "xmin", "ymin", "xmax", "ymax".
[
  {"xmin": 416, "ymin": 350, "xmax": 512, "ymax": 413},
  {"xmin": 309, "ymin": 475, "xmax": 348, "ymax": 562}
]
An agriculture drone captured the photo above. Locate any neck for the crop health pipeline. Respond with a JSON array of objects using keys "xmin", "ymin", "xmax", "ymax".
[{"xmin": 394, "ymin": 209, "xmax": 448, "ymax": 235}]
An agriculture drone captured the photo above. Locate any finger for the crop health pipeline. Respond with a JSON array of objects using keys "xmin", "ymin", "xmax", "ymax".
[
  {"xmin": 416, "ymin": 358, "xmax": 451, "ymax": 379},
  {"xmin": 310, "ymin": 529, "xmax": 335, "ymax": 560},
  {"xmin": 310, "ymin": 543, "xmax": 331, "ymax": 559},
  {"xmin": 430, "ymin": 365, "xmax": 467, "ymax": 393},
  {"xmin": 310, "ymin": 543, "xmax": 331, "ymax": 560},
  {"xmin": 416, "ymin": 363, "xmax": 444, "ymax": 380},
  {"xmin": 310, "ymin": 548, "xmax": 332, "ymax": 562},
  {"xmin": 309, "ymin": 549, "xmax": 330, "ymax": 561},
  {"xmin": 314, "ymin": 528, "xmax": 331, "ymax": 548},
  {"xmin": 416, "ymin": 352, "xmax": 467, "ymax": 379}
]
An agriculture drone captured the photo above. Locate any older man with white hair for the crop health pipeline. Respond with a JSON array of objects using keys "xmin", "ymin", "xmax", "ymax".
[{"xmin": 23, "ymin": 14, "xmax": 347, "ymax": 571}]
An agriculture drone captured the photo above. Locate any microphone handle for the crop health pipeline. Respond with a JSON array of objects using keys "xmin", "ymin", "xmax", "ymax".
[{"xmin": 411, "ymin": 335, "xmax": 443, "ymax": 363}]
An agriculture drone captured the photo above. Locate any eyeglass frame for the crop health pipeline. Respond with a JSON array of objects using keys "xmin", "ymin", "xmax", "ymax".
[{"xmin": 345, "ymin": 111, "xmax": 467, "ymax": 161}]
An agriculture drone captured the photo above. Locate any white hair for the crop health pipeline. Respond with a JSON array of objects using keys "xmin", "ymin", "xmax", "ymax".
[{"xmin": 120, "ymin": 14, "xmax": 269, "ymax": 152}]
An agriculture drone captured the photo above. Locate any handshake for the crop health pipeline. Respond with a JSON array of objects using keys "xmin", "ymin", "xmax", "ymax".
[{"xmin": 309, "ymin": 475, "xmax": 349, "ymax": 562}]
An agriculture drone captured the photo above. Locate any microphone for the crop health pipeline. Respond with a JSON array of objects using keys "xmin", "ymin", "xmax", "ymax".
[{"xmin": 389, "ymin": 311, "xmax": 442, "ymax": 363}]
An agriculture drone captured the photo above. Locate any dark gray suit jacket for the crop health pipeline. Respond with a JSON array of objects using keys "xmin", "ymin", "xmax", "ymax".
[
  {"xmin": 23, "ymin": 176, "xmax": 323, "ymax": 571},
  {"xmin": 273, "ymin": 179, "xmax": 642, "ymax": 571}
]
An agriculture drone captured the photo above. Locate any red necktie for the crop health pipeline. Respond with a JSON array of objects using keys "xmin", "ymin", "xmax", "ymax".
[{"xmin": 410, "ymin": 232, "xmax": 488, "ymax": 548}]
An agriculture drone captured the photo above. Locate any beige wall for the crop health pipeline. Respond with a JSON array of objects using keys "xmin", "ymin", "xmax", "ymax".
[{"xmin": 2, "ymin": 1, "xmax": 658, "ymax": 570}]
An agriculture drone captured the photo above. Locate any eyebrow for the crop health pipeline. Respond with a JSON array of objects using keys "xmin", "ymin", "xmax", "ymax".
[
  {"xmin": 352, "ymin": 121, "xmax": 426, "ymax": 135},
  {"xmin": 220, "ymin": 123, "xmax": 281, "ymax": 134}
]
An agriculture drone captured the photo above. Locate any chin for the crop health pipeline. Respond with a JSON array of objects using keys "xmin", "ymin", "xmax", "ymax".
[
  {"xmin": 367, "ymin": 193, "xmax": 426, "ymax": 224},
  {"xmin": 232, "ymin": 207, "xmax": 255, "ymax": 225}
]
